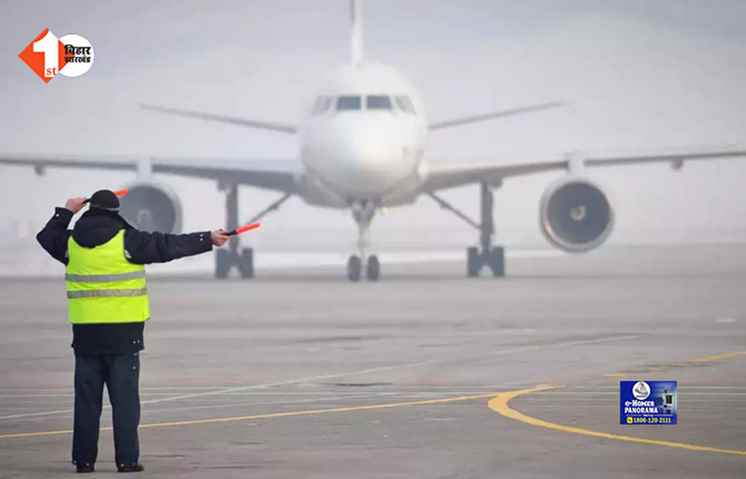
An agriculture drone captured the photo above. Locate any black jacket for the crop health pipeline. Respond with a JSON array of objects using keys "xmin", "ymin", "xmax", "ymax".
[{"xmin": 37, "ymin": 207, "xmax": 214, "ymax": 355}]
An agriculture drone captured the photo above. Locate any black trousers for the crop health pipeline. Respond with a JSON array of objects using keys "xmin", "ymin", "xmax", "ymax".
[{"xmin": 72, "ymin": 352, "xmax": 140, "ymax": 466}]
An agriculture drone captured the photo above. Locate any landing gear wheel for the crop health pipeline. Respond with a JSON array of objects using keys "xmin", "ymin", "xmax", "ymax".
[
  {"xmin": 366, "ymin": 255, "xmax": 380, "ymax": 281},
  {"xmin": 215, "ymin": 249, "xmax": 230, "ymax": 279},
  {"xmin": 347, "ymin": 255, "xmax": 362, "ymax": 282},
  {"xmin": 488, "ymin": 246, "xmax": 505, "ymax": 277},
  {"xmin": 467, "ymin": 247, "xmax": 480, "ymax": 277},
  {"xmin": 238, "ymin": 248, "xmax": 255, "ymax": 279}
]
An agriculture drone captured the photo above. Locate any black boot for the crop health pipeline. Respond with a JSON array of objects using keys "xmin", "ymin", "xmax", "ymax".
[
  {"xmin": 75, "ymin": 462, "xmax": 95, "ymax": 473},
  {"xmin": 117, "ymin": 463, "xmax": 144, "ymax": 473}
]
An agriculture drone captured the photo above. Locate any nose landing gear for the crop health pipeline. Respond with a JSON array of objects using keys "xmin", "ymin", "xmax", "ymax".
[{"xmin": 347, "ymin": 200, "xmax": 380, "ymax": 282}]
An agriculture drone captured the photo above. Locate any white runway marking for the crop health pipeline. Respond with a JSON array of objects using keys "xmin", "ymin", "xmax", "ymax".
[
  {"xmin": 0, "ymin": 390, "xmax": 428, "ymax": 399},
  {"xmin": 715, "ymin": 317, "xmax": 737, "ymax": 323},
  {"xmin": 0, "ymin": 334, "xmax": 637, "ymax": 421},
  {"xmin": 0, "ymin": 408, "xmax": 77, "ymax": 420}
]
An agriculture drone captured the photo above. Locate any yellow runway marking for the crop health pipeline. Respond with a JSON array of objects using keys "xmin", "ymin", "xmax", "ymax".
[
  {"xmin": 688, "ymin": 351, "xmax": 746, "ymax": 363},
  {"xmin": 604, "ymin": 350, "xmax": 746, "ymax": 378},
  {"xmin": 487, "ymin": 385, "xmax": 746, "ymax": 457},
  {"xmin": 0, "ymin": 391, "xmax": 499, "ymax": 441}
]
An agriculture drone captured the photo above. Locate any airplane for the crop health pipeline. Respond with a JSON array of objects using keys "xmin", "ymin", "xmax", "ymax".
[{"xmin": 3, "ymin": 0, "xmax": 745, "ymax": 281}]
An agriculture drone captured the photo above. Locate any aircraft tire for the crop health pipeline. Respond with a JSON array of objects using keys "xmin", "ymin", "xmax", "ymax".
[
  {"xmin": 366, "ymin": 255, "xmax": 380, "ymax": 281},
  {"xmin": 347, "ymin": 255, "xmax": 362, "ymax": 282},
  {"xmin": 467, "ymin": 247, "xmax": 480, "ymax": 277},
  {"xmin": 489, "ymin": 246, "xmax": 505, "ymax": 277}
]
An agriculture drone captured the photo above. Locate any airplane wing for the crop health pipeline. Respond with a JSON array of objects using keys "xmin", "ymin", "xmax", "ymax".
[
  {"xmin": 428, "ymin": 101, "xmax": 564, "ymax": 130},
  {"xmin": 424, "ymin": 148, "xmax": 746, "ymax": 192},
  {"xmin": 0, "ymin": 154, "xmax": 301, "ymax": 193},
  {"xmin": 140, "ymin": 104, "xmax": 297, "ymax": 134}
]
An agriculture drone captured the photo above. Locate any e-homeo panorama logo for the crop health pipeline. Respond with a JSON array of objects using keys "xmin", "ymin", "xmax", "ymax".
[
  {"xmin": 632, "ymin": 381, "xmax": 651, "ymax": 400},
  {"xmin": 18, "ymin": 28, "xmax": 94, "ymax": 84}
]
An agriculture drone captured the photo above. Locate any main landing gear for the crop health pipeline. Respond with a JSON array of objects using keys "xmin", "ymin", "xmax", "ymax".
[
  {"xmin": 428, "ymin": 181, "xmax": 505, "ymax": 278},
  {"xmin": 214, "ymin": 182, "xmax": 291, "ymax": 279},
  {"xmin": 347, "ymin": 200, "xmax": 380, "ymax": 282}
]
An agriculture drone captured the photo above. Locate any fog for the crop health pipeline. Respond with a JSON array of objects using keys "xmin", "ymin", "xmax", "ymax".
[{"xmin": 2, "ymin": 1, "xmax": 746, "ymax": 272}]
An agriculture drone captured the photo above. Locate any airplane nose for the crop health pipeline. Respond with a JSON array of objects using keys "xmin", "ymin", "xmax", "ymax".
[
  {"xmin": 332, "ymin": 134, "xmax": 407, "ymax": 194},
  {"xmin": 348, "ymin": 137, "xmax": 396, "ymax": 173},
  {"xmin": 310, "ymin": 117, "xmax": 418, "ymax": 197}
]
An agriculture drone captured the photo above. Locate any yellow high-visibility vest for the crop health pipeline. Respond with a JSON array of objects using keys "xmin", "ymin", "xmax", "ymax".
[{"xmin": 66, "ymin": 230, "xmax": 150, "ymax": 324}]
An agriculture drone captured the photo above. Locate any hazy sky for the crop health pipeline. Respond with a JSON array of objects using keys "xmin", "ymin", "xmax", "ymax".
[{"xmin": 2, "ymin": 0, "xmax": 746, "ymax": 252}]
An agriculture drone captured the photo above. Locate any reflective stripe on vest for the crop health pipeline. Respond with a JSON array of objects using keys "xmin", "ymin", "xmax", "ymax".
[
  {"xmin": 67, "ymin": 288, "xmax": 148, "ymax": 299},
  {"xmin": 65, "ymin": 271, "xmax": 146, "ymax": 282},
  {"xmin": 66, "ymin": 230, "xmax": 150, "ymax": 324}
]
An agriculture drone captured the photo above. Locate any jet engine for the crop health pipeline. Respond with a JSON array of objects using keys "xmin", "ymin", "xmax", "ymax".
[
  {"xmin": 119, "ymin": 182, "xmax": 182, "ymax": 233},
  {"xmin": 539, "ymin": 177, "xmax": 614, "ymax": 253}
]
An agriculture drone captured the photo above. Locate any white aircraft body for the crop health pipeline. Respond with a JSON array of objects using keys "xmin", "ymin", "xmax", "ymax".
[{"xmin": 3, "ymin": 0, "xmax": 745, "ymax": 281}]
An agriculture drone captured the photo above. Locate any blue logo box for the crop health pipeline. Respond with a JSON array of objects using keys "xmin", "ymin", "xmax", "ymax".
[{"xmin": 620, "ymin": 380, "xmax": 677, "ymax": 425}]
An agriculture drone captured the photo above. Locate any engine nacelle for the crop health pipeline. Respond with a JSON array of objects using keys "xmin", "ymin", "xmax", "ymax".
[
  {"xmin": 119, "ymin": 182, "xmax": 182, "ymax": 233},
  {"xmin": 539, "ymin": 177, "xmax": 614, "ymax": 253}
]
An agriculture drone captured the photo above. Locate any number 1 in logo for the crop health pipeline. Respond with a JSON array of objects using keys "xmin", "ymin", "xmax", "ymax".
[
  {"xmin": 32, "ymin": 29, "xmax": 60, "ymax": 78},
  {"xmin": 18, "ymin": 28, "xmax": 69, "ymax": 84}
]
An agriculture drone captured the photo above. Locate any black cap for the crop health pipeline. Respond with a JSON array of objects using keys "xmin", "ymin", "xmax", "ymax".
[{"xmin": 89, "ymin": 189, "xmax": 120, "ymax": 212}]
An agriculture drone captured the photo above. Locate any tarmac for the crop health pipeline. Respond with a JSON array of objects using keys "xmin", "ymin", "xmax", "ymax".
[{"xmin": 0, "ymin": 244, "xmax": 745, "ymax": 478}]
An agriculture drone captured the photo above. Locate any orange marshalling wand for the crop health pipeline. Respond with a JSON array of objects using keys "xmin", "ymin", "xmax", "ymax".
[{"xmin": 227, "ymin": 223, "xmax": 261, "ymax": 236}]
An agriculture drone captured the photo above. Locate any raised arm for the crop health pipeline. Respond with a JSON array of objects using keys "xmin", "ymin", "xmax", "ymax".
[
  {"xmin": 35, "ymin": 197, "xmax": 87, "ymax": 265},
  {"xmin": 123, "ymin": 229, "xmax": 229, "ymax": 265}
]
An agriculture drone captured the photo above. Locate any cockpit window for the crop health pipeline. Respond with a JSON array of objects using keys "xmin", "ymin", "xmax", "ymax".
[
  {"xmin": 394, "ymin": 95, "xmax": 416, "ymax": 114},
  {"xmin": 366, "ymin": 95, "xmax": 392, "ymax": 110},
  {"xmin": 337, "ymin": 96, "xmax": 361, "ymax": 110},
  {"xmin": 311, "ymin": 96, "xmax": 332, "ymax": 115}
]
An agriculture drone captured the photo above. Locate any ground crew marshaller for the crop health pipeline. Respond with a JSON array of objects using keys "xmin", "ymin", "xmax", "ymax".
[{"xmin": 36, "ymin": 190, "xmax": 230, "ymax": 474}]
